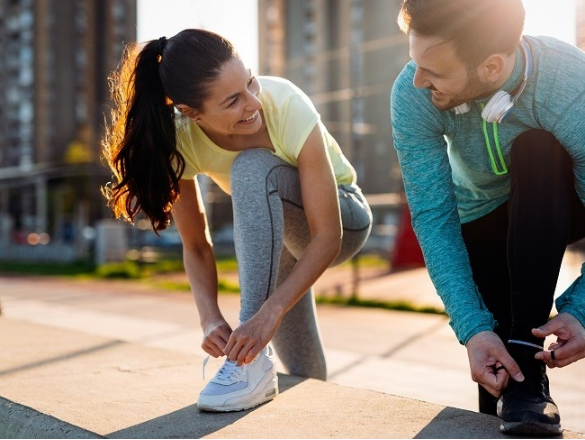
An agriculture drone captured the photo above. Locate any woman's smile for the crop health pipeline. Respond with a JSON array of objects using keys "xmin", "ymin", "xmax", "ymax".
[{"xmin": 238, "ymin": 111, "xmax": 259, "ymax": 124}]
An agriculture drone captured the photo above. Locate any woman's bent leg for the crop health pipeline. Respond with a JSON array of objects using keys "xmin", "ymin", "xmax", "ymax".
[
  {"xmin": 231, "ymin": 149, "xmax": 371, "ymax": 380},
  {"xmin": 271, "ymin": 247, "xmax": 327, "ymax": 379}
]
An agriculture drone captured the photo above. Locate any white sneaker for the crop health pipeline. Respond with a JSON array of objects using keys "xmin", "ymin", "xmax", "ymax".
[{"xmin": 197, "ymin": 346, "xmax": 278, "ymax": 412}]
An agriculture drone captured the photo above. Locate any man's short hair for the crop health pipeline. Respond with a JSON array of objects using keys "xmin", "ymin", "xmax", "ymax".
[{"xmin": 398, "ymin": 0, "xmax": 525, "ymax": 67}]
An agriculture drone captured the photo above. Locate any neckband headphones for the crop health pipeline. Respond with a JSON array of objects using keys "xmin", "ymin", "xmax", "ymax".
[
  {"xmin": 452, "ymin": 37, "xmax": 532, "ymax": 123},
  {"xmin": 452, "ymin": 38, "xmax": 532, "ymax": 175}
]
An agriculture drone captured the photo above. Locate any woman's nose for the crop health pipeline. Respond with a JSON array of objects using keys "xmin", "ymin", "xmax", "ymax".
[{"xmin": 246, "ymin": 93, "xmax": 262, "ymax": 111}]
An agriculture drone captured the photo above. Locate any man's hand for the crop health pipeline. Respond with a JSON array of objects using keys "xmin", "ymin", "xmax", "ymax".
[
  {"xmin": 465, "ymin": 331, "xmax": 525, "ymax": 397},
  {"xmin": 533, "ymin": 313, "xmax": 585, "ymax": 368}
]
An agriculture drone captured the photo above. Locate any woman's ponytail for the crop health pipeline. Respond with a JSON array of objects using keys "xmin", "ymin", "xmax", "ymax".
[
  {"xmin": 103, "ymin": 29, "xmax": 235, "ymax": 231},
  {"xmin": 103, "ymin": 38, "xmax": 185, "ymax": 232}
]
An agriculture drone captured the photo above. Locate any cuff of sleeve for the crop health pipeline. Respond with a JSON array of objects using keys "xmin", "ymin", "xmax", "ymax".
[
  {"xmin": 451, "ymin": 313, "xmax": 497, "ymax": 346},
  {"xmin": 555, "ymin": 275, "xmax": 585, "ymax": 330},
  {"xmin": 555, "ymin": 303, "xmax": 585, "ymax": 331}
]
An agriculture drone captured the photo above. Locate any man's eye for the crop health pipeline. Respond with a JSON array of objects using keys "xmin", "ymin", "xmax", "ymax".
[{"xmin": 228, "ymin": 97, "xmax": 238, "ymax": 107}]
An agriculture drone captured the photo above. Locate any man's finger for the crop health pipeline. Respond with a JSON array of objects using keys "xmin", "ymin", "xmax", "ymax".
[
  {"xmin": 499, "ymin": 355, "xmax": 524, "ymax": 382},
  {"xmin": 532, "ymin": 316, "xmax": 572, "ymax": 340},
  {"xmin": 480, "ymin": 371, "xmax": 508, "ymax": 397}
]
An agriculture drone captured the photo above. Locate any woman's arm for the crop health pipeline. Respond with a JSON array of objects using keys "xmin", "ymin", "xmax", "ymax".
[
  {"xmin": 225, "ymin": 124, "xmax": 342, "ymax": 364},
  {"xmin": 172, "ymin": 178, "xmax": 232, "ymax": 357}
]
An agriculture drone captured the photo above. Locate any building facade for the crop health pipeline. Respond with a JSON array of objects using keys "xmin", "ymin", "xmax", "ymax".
[
  {"xmin": 0, "ymin": 0, "xmax": 136, "ymax": 258},
  {"xmin": 258, "ymin": 0, "xmax": 410, "ymax": 196}
]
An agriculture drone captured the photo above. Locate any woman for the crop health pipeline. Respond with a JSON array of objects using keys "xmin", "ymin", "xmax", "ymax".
[{"xmin": 103, "ymin": 29, "xmax": 372, "ymax": 412}]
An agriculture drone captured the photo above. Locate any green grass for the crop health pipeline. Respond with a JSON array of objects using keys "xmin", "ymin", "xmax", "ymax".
[
  {"xmin": 0, "ymin": 254, "xmax": 439, "ymax": 315},
  {"xmin": 152, "ymin": 278, "xmax": 240, "ymax": 293},
  {"xmin": 95, "ymin": 261, "xmax": 143, "ymax": 279},
  {"xmin": 0, "ymin": 260, "xmax": 97, "ymax": 276},
  {"xmin": 315, "ymin": 295, "xmax": 445, "ymax": 315}
]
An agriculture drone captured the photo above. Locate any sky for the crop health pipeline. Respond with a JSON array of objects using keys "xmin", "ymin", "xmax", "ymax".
[
  {"xmin": 522, "ymin": 0, "xmax": 577, "ymax": 44},
  {"xmin": 136, "ymin": 0, "xmax": 578, "ymax": 74},
  {"xmin": 136, "ymin": 0, "xmax": 259, "ymax": 71}
]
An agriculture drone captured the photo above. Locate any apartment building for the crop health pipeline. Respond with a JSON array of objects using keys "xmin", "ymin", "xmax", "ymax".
[
  {"xmin": 0, "ymin": 0, "xmax": 136, "ymax": 256},
  {"xmin": 258, "ymin": 0, "xmax": 409, "ymax": 195}
]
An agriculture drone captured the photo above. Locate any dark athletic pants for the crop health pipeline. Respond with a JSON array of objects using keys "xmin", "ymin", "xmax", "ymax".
[{"xmin": 460, "ymin": 130, "xmax": 585, "ymax": 415}]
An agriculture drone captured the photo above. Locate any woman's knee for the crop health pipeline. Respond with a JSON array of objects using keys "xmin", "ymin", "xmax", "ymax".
[
  {"xmin": 231, "ymin": 148, "xmax": 277, "ymax": 175},
  {"xmin": 231, "ymin": 149, "xmax": 291, "ymax": 194}
]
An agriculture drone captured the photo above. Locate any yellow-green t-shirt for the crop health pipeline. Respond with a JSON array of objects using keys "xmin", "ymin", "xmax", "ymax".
[{"xmin": 175, "ymin": 76, "xmax": 356, "ymax": 195}]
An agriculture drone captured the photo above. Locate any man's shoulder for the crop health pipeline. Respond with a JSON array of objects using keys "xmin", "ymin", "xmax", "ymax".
[
  {"xmin": 526, "ymin": 35, "xmax": 585, "ymax": 99},
  {"xmin": 527, "ymin": 35, "xmax": 585, "ymax": 66},
  {"xmin": 392, "ymin": 60, "xmax": 416, "ymax": 92},
  {"xmin": 391, "ymin": 61, "xmax": 437, "ymax": 121}
]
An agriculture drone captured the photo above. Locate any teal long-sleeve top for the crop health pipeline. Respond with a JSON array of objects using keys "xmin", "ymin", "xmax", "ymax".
[{"xmin": 390, "ymin": 36, "xmax": 585, "ymax": 345}]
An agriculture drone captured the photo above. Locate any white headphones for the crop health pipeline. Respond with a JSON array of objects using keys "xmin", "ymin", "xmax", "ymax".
[{"xmin": 453, "ymin": 38, "xmax": 532, "ymax": 123}]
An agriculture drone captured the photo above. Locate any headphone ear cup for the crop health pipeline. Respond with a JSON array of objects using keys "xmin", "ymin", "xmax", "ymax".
[{"xmin": 482, "ymin": 91, "xmax": 514, "ymax": 123}]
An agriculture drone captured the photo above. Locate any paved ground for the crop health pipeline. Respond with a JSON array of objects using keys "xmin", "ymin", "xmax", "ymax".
[{"xmin": 0, "ymin": 248, "xmax": 584, "ymax": 437}]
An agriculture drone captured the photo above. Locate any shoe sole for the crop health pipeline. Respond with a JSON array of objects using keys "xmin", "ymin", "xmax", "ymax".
[
  {"xmin": 197, "ymin": 375, "xmax": 278, "ymax": 412},
  {"xmin": 500, "ymin": 420, "xmax": 561, "ymax": 437}
]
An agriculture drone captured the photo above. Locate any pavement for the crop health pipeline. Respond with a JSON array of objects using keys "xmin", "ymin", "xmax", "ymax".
[{"xmin": 0, "ymin": 249, "xmax": 584, "ymax": 438}]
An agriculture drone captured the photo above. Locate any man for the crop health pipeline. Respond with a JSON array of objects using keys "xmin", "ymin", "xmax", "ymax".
[{"xmin": 391, "ymin": 0, "xmax": 585, "ymax": 436}]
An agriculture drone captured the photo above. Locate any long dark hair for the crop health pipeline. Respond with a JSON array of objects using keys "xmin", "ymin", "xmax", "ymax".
[{"xmin": 102, "ymin": 29, "xmax": 236, "ymax": 231}]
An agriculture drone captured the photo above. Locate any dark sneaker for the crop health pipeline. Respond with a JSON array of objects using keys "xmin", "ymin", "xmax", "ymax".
[{"xmin": 498, "ymin": 341, "xmax": 561, "ymax": 436}]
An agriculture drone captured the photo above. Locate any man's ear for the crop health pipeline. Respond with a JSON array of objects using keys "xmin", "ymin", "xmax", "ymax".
[{"xmin": 478, "ymin": 54, "xmax": 506, "ymax": 83}]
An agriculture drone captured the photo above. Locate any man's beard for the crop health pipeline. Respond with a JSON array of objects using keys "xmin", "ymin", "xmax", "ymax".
[{"xmin": 430, "ymin": 69, "xmax": 492, "ymax": 112}]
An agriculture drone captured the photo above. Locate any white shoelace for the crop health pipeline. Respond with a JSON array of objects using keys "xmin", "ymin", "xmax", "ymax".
[
  {"xmin": 202, "ymin": 355, "xmax": 244, "ymax": 382},
  {"xmin": 508, "ymin": 339, "xmax": 544, "ymax": 350}
]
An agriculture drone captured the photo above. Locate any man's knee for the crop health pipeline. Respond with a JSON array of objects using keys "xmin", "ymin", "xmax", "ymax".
[
  {"xmin": 512, "ymin": 130, "xmax": 566, "ymax": 163},
  {"xmin": 511, "ymin": 129, "xmax": 572, "ymax": 181}
]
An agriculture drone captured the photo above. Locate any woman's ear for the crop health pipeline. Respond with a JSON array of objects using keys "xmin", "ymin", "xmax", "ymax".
[{"xmin": 176, "ymin": 104, "xmax": 200, "ymax": 121}]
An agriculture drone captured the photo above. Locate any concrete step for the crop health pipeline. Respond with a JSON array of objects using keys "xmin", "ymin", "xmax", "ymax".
[{"xmin": 0, "ymin": 317, "xmax": 583, "ymax": 439}]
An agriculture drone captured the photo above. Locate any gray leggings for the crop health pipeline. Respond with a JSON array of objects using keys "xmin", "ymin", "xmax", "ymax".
[{"xmin": 231, "ymin": 149, "xmax": 372, "ymax": 380}]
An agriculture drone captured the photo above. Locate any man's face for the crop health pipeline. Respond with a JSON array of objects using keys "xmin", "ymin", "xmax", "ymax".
[{"xmin": 409, "ymin": 33, "xmax": 492, "ymax": 111}]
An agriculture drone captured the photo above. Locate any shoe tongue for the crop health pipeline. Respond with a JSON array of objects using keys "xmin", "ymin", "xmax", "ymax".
[{"xmin": 216, "ymin": 359, "xmax": 244, "ymax": 381}]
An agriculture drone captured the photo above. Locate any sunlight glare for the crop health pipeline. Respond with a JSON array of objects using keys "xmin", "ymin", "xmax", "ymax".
[{"xmin": 523, "ymin": 0, "xmax": 577, "ymax": 45}]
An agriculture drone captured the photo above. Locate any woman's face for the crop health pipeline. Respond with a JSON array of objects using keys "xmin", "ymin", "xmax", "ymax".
[{"xmin": 177, "ymin": 57, "xmax": 263, "ymax": 137}]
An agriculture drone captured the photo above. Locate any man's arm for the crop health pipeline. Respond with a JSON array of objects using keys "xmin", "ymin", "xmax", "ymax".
[
  {"xmin": 391, "ymin": 63, "xmax": 496, "ymax": 345},
  {"xmin": 391, "ymin": 63, "xmax": 522, "ymax": 396}
]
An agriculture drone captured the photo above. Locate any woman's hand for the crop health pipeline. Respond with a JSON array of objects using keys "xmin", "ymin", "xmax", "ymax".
[
  {"xmin": 202, "ymin": 319, "xmax": 233, "ymax": 358},
  {"xmin": 224, "ymin": 305, "xmax": 283, "ymax": 365}
]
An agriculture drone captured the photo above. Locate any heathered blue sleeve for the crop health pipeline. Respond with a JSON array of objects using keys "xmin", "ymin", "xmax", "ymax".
[
  {"xmin": 390, "ymin": 61, "xmax": 497, "ymax": 344},
  {"xmin": 530, "ymin": 37, "xmax": 585, "ymax": 329}
]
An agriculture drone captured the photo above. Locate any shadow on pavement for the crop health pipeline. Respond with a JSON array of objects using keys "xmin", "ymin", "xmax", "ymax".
[
  {"xmin": 0, "ymin": 340, "xmax": 124, "ymax": 377},
  {"xmin": 105, "ymin": 374, "xmax": 307, "ymax": 439}
]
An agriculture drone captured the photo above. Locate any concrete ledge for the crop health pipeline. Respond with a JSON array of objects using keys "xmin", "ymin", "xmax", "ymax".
[
  {"xmin": 0, "ymin": 317, "xmax": 583, "ymax": 439},
  {"xmin": 0, "ymin": 397, "xmax": 102, "ymax": 439}
]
